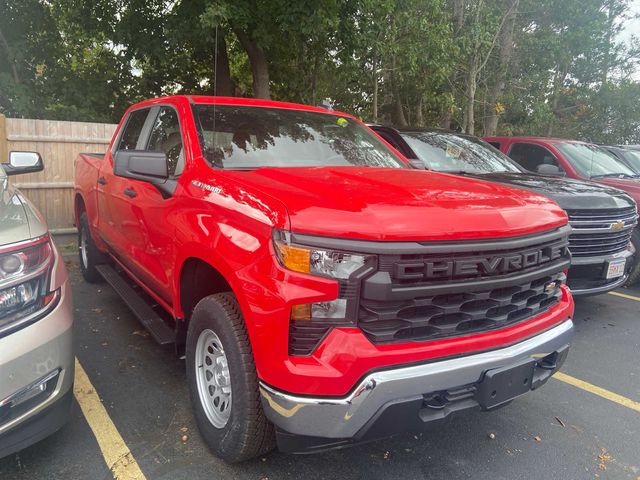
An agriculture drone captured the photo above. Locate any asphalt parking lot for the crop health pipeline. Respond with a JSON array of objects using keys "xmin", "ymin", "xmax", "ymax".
[{"xmin": 1, "ymin": 255, "xmax": 639, "ymax": 480}]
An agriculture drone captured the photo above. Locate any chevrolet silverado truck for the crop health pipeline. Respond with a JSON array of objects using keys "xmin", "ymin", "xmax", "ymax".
[
  {"xmin": 371, "ymin": 126, "xmax": 637, "ymax": 296},
  {"xmin": 74, "ymin": 96, "xmax": 575, "ymax": 462},
  {"xmin": 0, "ymin": 152, "xmax": 74, "ymax": 458},
  {"xmin": 486, "ymin": 136, "xmax": 640, "ymax": 284}
]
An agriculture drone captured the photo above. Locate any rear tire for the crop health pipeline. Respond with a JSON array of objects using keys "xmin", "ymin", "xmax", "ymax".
[
  {"xmin": 185, "ymin": 292, "xmax": 275, "ymax": 463},
  {"xmin": 626, "ymin": 229, "xmax": 640, "ymax": 285},
  {"xmin": 78, "ymin": 212, "xmax": 105, "ymax": 283}
]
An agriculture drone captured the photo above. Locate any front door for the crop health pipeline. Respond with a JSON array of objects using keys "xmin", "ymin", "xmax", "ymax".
[{"xmin": 118, "ymin": 106, "xmax": 185, "ymax": 303}]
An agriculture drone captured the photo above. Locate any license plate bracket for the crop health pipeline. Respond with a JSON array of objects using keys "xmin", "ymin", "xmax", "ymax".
[
  {"xmin": 606, "ymin": 258, "xmax": 626, "ymax": 279},
  {"xmin": 476, "ymin": 359, "xmax": 536, "ymax": 410}
]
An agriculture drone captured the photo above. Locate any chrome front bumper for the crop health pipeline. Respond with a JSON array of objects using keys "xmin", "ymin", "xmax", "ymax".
[
  {"xmin": 260, "ymin": 320, "xmax": 574, "ymax": 441},
  {"xmin": 568, "ymin": 247, "xmax": 634, "ymax": 296}
]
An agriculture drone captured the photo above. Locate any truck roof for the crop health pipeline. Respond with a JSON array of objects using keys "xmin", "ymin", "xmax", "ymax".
[
  {"xmin": 484, "ymin": 135, "xmax": 588, "ymax": 145},
  {"xmin": 128, "ymin": 95, "xmax": 354, "ymax": 118}
]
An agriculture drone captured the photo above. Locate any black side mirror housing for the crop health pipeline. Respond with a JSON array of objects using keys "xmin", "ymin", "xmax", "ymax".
[
  {"xmin": 2, "ymin": 151, "xmax": 44, "ymax": 176},
  {"xmin": 114, "ymin": 150, "xmax": 168, "ymax": 181},
  {"xmin": 536, "ymin": 164, "xmax": 564, "ymax": 176},
  {"xmin": 408, "ymin": 159, "xmax": 427, "ymax": 170},
  {"xmin": 114, "ymin": 150, "xmax": 177, "ymax": 198}
]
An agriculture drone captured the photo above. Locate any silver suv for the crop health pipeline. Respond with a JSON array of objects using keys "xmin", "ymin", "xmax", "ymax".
[{"xmin": 0, "ymin": 152, "xmax": 74, "ymax": 458}]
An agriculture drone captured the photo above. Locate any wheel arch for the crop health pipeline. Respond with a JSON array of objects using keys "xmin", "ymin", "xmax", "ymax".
[{"xmin": 175, "ymin": 255, "xmax": 245, "ymax": 355}]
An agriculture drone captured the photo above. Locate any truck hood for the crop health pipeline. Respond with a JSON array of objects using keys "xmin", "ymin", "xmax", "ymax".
[
  {"xmin": 462, "ymin": 172, "xmax": 635, "ymax": 211},
  {"xmin": 0, "ymin": 168, "xmax": 47, "ymax": 246},
  {"xmin": 592, "ymin": 177, "xmax": 640, "ymax": 205},
  {"xmin": 222, "ymin": 167, "xmax": 567, "ymax": 241}
]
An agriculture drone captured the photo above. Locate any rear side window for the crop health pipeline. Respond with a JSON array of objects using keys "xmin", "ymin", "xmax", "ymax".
[
  {"xmin": 117, "ymin": 109, "xmax": 150, "ymax": 150},
  {"xmin": 508, "ymin": 143, "xmax": 562, "ymax": 173},
  {"xmin": 146, "ymin": 107, "xmax": 184, "ymax": 177},
  {"xmin": 487, "ymin": 141, "xmax": 501, "ymax": 149}
]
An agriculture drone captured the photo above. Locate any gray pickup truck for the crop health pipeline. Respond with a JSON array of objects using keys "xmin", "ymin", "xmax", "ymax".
[{"xmin": 0, "ymin": 152, "xmax": 74, "ymax": 458}]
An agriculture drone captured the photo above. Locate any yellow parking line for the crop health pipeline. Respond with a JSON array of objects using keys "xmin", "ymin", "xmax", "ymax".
[
  {"xmin": 608, "ymin": 291, "xmax": 640, "ymax": 302},
  {"xmin": 74, "ymin": 358, "xmax": 147, "ymax": 480},
  {"xmin": 554, "ymin": 371, "xmax": 640, "ymax": 413}
]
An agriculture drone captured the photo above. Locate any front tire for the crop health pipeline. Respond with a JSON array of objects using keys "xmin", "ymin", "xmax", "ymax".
[
  {"xmin": 185, "ymin": 293, "xmax": 275, "ymax": 463},
  {"xmin": 78, "ymin": 212, "xmax": 105, "ymax": 283}
]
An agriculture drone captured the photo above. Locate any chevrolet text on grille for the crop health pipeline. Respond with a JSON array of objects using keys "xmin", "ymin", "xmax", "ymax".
[{"xmin": 395, "ymin": 244, "xmax": 568, "ymax": 280}]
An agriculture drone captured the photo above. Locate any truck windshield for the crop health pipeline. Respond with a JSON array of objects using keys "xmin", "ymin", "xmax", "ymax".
[
  {"xmin": 401, "ymin": 132, "xmax": 522, "ymax": 174},
  {"xmin": 192, "ymin": 105, "xmax": 406, "ymax": 170},
  {"xmin": 556, "ymin": 143, "xmax": 637, "ymax": 178},
  {"xmin": 621, "ymin": 150, "xmax": 640, "ymax": 173}
]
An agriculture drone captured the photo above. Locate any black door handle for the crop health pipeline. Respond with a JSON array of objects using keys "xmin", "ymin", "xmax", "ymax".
[
  {"xmin": 123, "ymin": 188, "xmax": 137, "ymax": 198},
  {"xmin": 97, "ymin": 177, "xmax": 107, "ymax": 185}
]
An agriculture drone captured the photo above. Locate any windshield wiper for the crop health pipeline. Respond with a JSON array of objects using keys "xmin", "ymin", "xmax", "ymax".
[
  {"xmin": 590, "ymin": 173, "xmax": 635, "ymax": 179},
  {"xmin": 440, "ymin": 170, "xmax": 477, "ymax": 175}
]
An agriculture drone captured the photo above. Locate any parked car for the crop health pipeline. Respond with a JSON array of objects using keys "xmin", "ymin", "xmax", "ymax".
[
  {"xmin": 74, "ymin": 96, "xmax": 575, "ymax": 462},
  {"xmin": 371, "ymin": 126, "xmax": 637, "ymax": 295},
  {"xmin": 485, "ymin": 136, "xmax": 640, "ymax": 284},
  {"xmin": 602, "ymin": 145, "xmax": 640, "ymax": 174},
  {"xmin": 0, "ymin": 152, "xmax": 74, "ymax": 458}
]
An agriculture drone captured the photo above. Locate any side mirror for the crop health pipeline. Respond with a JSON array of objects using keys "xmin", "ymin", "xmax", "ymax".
[
  {"xmin": 114, "ymin": 150, "xmax": 168, "ymax": 183},
  {"xmin": 536, "ymin": 164, "xmax": 564, "ymax": 176},
  {"xmin": 2, "ymin": 151, "xmax": 44, "ymax": 176},
  {"xmin": 408, "ymin": 159, "xmax": 427, "ymax": 170}
]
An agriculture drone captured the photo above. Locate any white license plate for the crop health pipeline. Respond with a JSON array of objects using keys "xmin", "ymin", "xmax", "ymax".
[{"xmin": 606, "ymin": 259, "xmax": 626, "ymax": 279}]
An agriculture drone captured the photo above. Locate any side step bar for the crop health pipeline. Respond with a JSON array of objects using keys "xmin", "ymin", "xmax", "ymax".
[{"xmin": 96, "ymin": 264, "xmax": 174, "ymax": 345}]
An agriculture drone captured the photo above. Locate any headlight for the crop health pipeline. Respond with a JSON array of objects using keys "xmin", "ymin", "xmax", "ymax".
[
  {"xmin": 272, "ymin": 229, "xmax": 372, "ymax": 279},
  {"xmin": 0, "ymin": 236, "xmax": 56, "ymax": 333},
  {"xmin": 273, "ymin": 229, "xmax": 377, "ymax": 356}
]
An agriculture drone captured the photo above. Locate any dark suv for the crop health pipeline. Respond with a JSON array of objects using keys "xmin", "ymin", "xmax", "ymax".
[{"xmin": 371, "ymin": 126, "xmax": 637, "ymax": 295}]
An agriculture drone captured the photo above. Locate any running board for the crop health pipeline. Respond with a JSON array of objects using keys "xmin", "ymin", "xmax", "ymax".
[{"xmin": 96, "ymin": 264, "xmax": 174, "ymax": 345}]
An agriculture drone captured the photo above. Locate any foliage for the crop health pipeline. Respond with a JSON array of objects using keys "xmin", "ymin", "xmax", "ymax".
[{"xmin": 0, "ymin": 0, "xmax": 638, "ymax": 142}]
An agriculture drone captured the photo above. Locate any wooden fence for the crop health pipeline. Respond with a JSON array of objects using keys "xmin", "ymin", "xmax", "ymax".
[{"xmin": 0, "ymin": 114, "xmax": 117, "ymax": 234}]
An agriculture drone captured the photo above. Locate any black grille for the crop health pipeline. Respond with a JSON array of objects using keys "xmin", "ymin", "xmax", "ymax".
[
  {"xmin": 288, "ymin": 319, "xmax": 343, "ymax": 356},
  {"xmin": 567, "ymin": 207, "xmax": 637, "ymax": 257},
  {"xmin": 359, "ymin": 273, "xmax": 563, "ymax": 344},
  {"xmin": 287, "ymin": 226, "xmax": 571, "ymax": 354}
]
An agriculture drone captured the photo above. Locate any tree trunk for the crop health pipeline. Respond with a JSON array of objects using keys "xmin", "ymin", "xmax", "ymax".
[
  {"xmin": 601, "ymin": 0, "xmax": 615, "ymax": 85},
  {"xmin": 463, "ymin": 56, "xmax": 478, "ymax": 134},
  {"xmin": 391, "ymin": 56, "xmax": 407, "ymax": 126},
  {"xmin": 234, "ymin": 28, "xmax": 270, "ymax": 99},
  {"xmin": 214, "ymin": 32, "xmax": 233, "ymax": 96},
  {"xmin": 451, "ymin": 0, "xmax": 466, "ymax": 31},
  {"xmin": 439, "ymin": 110, "xmax": 452, "ymax": 129},
  {"xmin": 483, "ymin": 0, "xmax": 519, "ymax": 135},
  {"xmin": 546, "ymin": 66, "xmax": 567, "ymax": 136},
  {"xmin": 0, "ymin": 26, "xmax": 20, "ymax": 84},
  {"xmin": 415, "ymin": 96, "xmax": 424, "ymax": 127}
]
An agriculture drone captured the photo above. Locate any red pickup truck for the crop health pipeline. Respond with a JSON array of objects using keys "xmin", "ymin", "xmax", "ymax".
[
  {"xmin": 486, "ymin": 136, "xmax": 640, "ymax": 283},
  {"xmin": 74, "ymin": 96, "xmax": 574, "ymax": 462}
]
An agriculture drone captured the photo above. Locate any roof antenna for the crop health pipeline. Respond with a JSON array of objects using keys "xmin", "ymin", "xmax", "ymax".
[{"xmin": 212, "ymin": 25, "xmax": 218, "ymax": 167}]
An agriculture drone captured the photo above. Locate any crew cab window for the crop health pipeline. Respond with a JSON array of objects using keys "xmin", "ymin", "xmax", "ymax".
[
  {"xmin": 117, "ymin": 109, "xmax": 150, "ymax": 150},
  {"xmin": 192, "ymin": 105, "xmax": 406, "ymax": 170},
  {"xmin": 147, "ymin": 107, "xmax": 184, "ymax": 177},
  {"xmin": 508, "ymin": 143, "xmax": 563, "ymax": 173},
  {"xmin": 487, "ymin": 141, "xmax": 501, "ymax": 149}
]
